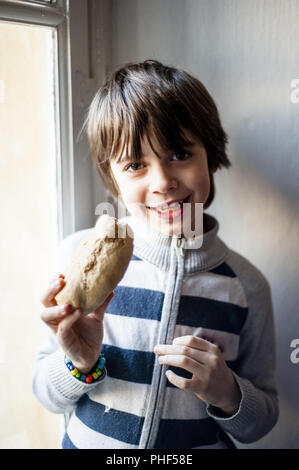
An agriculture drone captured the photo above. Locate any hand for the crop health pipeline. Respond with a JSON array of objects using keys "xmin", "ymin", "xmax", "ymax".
[
  {"xmin": 153, "ymin": 335, "xmax": 241, "ymax": 416},
  {"xmin": 40, "ymin": 273, "xmax": 114, "ymax": 374}
]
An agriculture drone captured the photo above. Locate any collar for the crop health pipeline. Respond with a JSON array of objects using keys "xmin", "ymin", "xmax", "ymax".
[{"xmin": 121, "ymin": 212, "xmax": 229, "ymax": 274}]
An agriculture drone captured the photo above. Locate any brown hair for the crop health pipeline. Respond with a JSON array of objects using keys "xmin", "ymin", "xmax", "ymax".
[{"xmin": 83, "ymin": 59, "xmax": 231, "ymax": 209}]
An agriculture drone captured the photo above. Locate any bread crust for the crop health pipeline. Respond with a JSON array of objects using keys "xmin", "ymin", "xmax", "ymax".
[{"xmin": 55, "ymin": 215, "xmax": 134, "ymax": 315}]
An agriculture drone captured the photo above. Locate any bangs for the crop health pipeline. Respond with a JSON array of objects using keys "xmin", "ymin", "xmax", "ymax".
[
  {"xmin": 105, "ymin": 72, "xmax": 198, "ymax": 165},
  {"xmin": 114, "ymin": 123, "xmax": 195, "ymax": 166}
]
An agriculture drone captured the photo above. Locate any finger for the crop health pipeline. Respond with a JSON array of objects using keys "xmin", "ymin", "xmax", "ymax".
[
  {"xmin": 40, "ymin": 303, "xmax": 71, "ymax": 324},
  {"xmin": 158, "ymin": 354, "xmax": 205, "ymax": 375},
  {"xmin": 89, "ymin": 291, "xmax": 115, "ymax": 321},
  {"xmin": 50, "ymin": 273, "xmax": 65, "ymax": 282},
  {"xmin": 165, "ymin": 369, "xmax": 194, "ymax": 390},
  {"xmin": 40, "ymin": 276, "xmax": 66, "ymax": 308},
  {"xmin": 154, "ymin": 344, "xmax": 208, "ymax": 365},
  {"xmin": 154, "ymin": 344, "xmax": 192, "ymax": 355},
  {"xmin": 172, "ymin": 335, "xmax": 217, "ymax": 352},
  {"xmin": 57, "ymin": 309, "xmax": 82, "ymax": 339}
]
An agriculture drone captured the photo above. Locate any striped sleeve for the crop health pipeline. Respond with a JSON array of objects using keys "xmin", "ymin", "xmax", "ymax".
[
  {"xmin": 206, "ymin": 250, "xmax": 279, "ymax": 443},
  {"xmin": 32, "ymin": 230, "xmax": 103, "ymax": 414}
]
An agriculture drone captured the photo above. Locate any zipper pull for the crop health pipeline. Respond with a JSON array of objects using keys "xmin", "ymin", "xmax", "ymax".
[
  {"xmin": 175, "ymin": 236, "xmax": 184, "ymax": 257},
  {"xmin": 177, "ymin": 237, "xmax": 182, "ymax": 248}
]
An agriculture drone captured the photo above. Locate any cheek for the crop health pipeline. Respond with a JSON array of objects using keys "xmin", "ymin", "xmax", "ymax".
[
  {"xmin": 122, "ymin": 183, "xmax": 143, "ymax": 204},
  {"xmin": 111, "ymin": 171, "xmax": 138, "ymax": 203},
  {"xmin": 187, "ymin": 170, "xmax": 210, "ymax": 197},
  {"xmin": 117, "ymin": 180, "xmax": 146, "ymax": 216}
]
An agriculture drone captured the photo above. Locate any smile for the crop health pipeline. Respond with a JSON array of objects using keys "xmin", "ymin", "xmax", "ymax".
[{"xmin": 147, "ymin": 195, "xmax": 191, "ymax": 219}]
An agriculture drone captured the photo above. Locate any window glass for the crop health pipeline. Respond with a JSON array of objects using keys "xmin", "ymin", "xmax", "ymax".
[{"xmin": 0, "ymin": 20, "xmax": 60, "ymax": 448}]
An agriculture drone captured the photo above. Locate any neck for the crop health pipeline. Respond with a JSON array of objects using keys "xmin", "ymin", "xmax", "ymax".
[{"xmin": 120, "ymin": 212, "xmax": 229, "ymax": 274}]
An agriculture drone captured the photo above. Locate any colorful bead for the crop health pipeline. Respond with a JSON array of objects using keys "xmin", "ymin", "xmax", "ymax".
[
  {"xmin": 65, "ymin": 355, "xmax": 105, "ymax": 384},
  {"xmin": 97, "ymin": 356, "xmax": 106, "ymax": 369}
]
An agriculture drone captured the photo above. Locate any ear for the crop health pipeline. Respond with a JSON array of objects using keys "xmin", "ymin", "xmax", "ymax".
[{"xmin": 210, "ymin": 166, "xmax": 217, "ymax": 174}]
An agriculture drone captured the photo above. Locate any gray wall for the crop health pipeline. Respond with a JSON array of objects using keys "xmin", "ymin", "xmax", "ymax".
[{"xmin": 108, "ymin": 0, "xmax": 299, "ymax": 449}]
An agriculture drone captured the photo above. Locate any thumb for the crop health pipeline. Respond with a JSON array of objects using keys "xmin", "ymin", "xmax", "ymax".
[
  {"xmin": 104, "ymin": 291, "xmax": 115, "ymax": 306},
  {"xmin": 92, "ymin": 291, "xmax": 115, "ymax": 320}
]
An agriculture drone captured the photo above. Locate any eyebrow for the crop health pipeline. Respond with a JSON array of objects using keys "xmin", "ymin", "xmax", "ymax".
[
  {"xmin": 115, "ymin": 141, "xmax": 196, "ymax": 164},
  {"xmin": 115, "ymin": 154, "xmax": 133, "ymax": 164}
]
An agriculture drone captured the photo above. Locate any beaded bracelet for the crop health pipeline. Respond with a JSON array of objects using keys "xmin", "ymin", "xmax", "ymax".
[{"xmin": 64, "ymin": 354, "xmax": 106, "ymax": 384}]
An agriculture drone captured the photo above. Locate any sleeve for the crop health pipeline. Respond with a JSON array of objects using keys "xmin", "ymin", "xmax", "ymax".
[
  {"xmin": 206, "ymin": 263, "xmax": 279, "ymax": 444},
  {"xmin": 31, "ymin": 230, "xmax": 106, "ymax": 414}
]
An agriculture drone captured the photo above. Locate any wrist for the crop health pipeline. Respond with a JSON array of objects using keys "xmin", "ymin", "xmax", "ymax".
[
  {"xmin": 68, "ymin": 353, "xmax": 102, "ymax": 375},
  {"xmin": 218, "ymin": 378, "xmax": 242, "ymax": 416},
  {"xmin": 72, "ymin": 362, "xmax": 95, "ymax": 375},
  {"xmin": 64, "ymin": 354, "xmax": 106, "ymax": 384},
  {"xmin": 218, "ymin": 400, "xmax": 240, "ymax": 416}
]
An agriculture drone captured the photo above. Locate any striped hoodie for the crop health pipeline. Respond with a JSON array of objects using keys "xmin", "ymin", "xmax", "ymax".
[{"xmin": 32, "ymin": 213, "xmax": 279, "ymax": 449}]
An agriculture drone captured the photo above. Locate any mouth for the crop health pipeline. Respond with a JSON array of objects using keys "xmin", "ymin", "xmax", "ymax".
[{"xmin": 146, "ymin": 195, "xmax": 191, "ymax": 218}]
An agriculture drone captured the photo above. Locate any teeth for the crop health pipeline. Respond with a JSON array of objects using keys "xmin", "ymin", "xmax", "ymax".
[
  {"xmin": 166, "ymin": 202, "xmax": 181, "ymax": 209},
  {"xmin": 156, "ymin": 201, "xmax": 182, "ymax": 211},
  {"xmin": 149, "ymin": 197, "xmax": 188, "ymax": 211}
]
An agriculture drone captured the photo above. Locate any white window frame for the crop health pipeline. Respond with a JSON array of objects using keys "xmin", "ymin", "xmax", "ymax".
[{"xmin": 0, "ymin": 0, "xmax": 91, "ymax": 241}]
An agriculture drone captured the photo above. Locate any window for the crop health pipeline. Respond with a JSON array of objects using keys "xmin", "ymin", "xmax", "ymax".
[{"xmin": 0, "ymin": 0, "xmax": 71, "ymax": 449}]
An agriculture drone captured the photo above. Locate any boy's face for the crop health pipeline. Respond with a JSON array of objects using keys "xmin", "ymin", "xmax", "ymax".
[{"xmin": 110, "ymin": 130, "xmax": 216, "ymax": 237}]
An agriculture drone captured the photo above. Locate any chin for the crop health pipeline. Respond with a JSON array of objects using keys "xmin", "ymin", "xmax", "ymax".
[{"xmin": 152, "ymin": 220, "xmax": 185, "ymax": 238}]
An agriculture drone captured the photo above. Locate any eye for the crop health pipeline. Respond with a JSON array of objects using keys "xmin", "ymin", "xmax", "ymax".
[
  {"xmin": 124, "ymin": 162, "xmax": 144, "ymax": 172},
  {"xmin": 171, "ymin": 151, "xmax": 191, "ymax": 161}
]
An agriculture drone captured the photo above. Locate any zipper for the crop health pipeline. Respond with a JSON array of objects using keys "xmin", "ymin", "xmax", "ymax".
[{"xmin": 144, "ymin": 235, "xmax": 185, "ymax": 448}]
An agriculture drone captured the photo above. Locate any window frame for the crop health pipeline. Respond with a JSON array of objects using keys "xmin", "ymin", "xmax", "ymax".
[{"xmin": 0, "ymin": 0, "xmax": 76, "ymax": 241}]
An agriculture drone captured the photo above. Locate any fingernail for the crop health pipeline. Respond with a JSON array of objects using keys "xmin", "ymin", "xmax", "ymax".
[{"xmin": 59, "ymin": 305, "xmax": 68, "ymax": 316}]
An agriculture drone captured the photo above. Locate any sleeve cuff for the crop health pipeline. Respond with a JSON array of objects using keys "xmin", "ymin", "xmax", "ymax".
[
  {"xmin": 206, "ymin": 370, "xmax": 256, "ymax": 426},
  {"xmin": 47, "ymin": 348, "xmax": 106, "ymax": 402}
]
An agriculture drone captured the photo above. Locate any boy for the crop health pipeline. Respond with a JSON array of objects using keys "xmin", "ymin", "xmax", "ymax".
[{"xmin": 33, "ymin": 60, "xmax": 278, "ymax": 449}]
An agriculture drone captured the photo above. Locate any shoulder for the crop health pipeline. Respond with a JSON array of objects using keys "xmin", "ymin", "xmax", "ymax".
[
  {"xmin": 53, "ymin": 216, "xmax": 137, "ymax": 274},
  {"xmin": 222, "ymin": 248, "xmax": 275, "ymax": 347},
  {"xmin": 54, "ymin": 227, "xmax": 93, "ymax": 273},
  {"xmin": 223, "ymin": 247, "xmax": 273, "ymax": 325},
  {"xmin": 225, "ymin": 247, "xmax": 271, "ymax": 296}
]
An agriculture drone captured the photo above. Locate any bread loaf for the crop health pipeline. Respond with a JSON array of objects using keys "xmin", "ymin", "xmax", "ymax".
[{"xmin": 55, "ymin": 215, "xmax": 134, "ymax": 315}]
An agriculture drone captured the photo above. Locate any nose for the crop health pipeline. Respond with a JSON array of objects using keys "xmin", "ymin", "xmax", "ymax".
[{"xmin": 148, "ymin": 161, "xmax": 178, "ymax": 194}]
